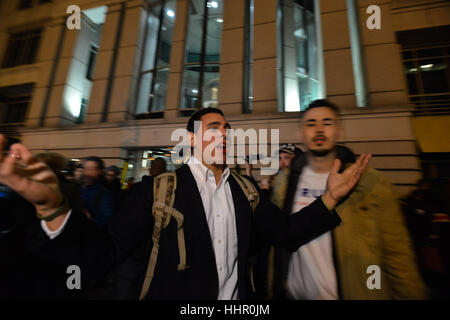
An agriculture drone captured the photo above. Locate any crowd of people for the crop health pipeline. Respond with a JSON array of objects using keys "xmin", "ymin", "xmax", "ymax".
[{"xmin": 0, "ymin": 99, "xmax": 448, "ymax": 300}]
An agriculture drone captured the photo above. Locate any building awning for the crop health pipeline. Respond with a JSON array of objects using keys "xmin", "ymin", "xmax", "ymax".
[{"xmin": 411, "ymin": 115, "xmax": 450, "ymax": 153}]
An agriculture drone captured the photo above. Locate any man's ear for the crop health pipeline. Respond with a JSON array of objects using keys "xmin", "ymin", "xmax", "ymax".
[{"xmin": 188, "ymin": 131, "xmax": 195, "ymax": 147}]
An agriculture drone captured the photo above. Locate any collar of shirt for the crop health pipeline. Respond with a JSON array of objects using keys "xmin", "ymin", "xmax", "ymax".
[{"xmin": 187, "ymin": 157, "xmax": 231, "ymax": 192}]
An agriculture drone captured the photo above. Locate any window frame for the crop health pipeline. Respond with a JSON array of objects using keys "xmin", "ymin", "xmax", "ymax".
[{"xmin": 135, "ymin": 0, "xmax": 173, "ymax": 118}]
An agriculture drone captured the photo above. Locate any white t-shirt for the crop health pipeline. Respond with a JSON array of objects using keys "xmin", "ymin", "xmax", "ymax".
[{"xmin": 286, "ymin": 165, "xmax": 338, "ymax": 300}]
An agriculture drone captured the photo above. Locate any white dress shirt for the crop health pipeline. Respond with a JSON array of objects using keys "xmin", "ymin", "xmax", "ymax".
[{"xmin": 187, "ymin": 158, "xmax": 239, "ymax": 300}]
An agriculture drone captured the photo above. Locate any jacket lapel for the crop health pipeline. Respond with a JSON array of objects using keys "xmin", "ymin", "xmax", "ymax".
[
  {"xmin": 228, "ymin": 174, "xmax": 252, "ymax": 298},
  {"xmin": 174, "ymin": 165, "xmax": 216, "ymax": 263}
]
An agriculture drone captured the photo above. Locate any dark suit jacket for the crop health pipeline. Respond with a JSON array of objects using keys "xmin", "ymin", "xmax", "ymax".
[{"xmin": 25, "ymin": 164, "xmax": 341, "ymax": 300}]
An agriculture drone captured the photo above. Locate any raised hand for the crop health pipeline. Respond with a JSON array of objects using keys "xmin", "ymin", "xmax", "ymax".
[
  {"xmin": 322, "ymin": 153, "xmax": 371, "ymax": 209},
  {"xmin": 0, "ymin": 134, "xmax": 64, "ymax": 219}
]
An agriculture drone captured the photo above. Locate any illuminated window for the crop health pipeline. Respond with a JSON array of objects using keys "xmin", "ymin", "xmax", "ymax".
[
  {"xmin": 180, "ymin": 0, "xmax": 223, "ymax": 114},
  {"xmin": 397, "ymin": 26, "xmax": 450, "ymax": 115},
  {"xmin": 278, "ymin": 0, "xmax": 324, "ymax": 111},
  {"xmin": 136, "ymin": 0, "xmax": 177, "ymax": 117}
]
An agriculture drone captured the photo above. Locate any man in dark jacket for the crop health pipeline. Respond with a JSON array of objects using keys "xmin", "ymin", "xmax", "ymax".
[
  {"xmin": 81, "ymin": 157, "xmax": 115, "ymax": 226},
  {"xmin": 0, "ymin": 108, "xmax": 370, "ymax": 299},
  {"xmin": 104, "ymin": 165, "xmax": 122, "ymax": 192}
]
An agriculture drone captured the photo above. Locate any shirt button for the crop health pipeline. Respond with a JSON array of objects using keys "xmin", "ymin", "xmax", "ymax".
[
  {"xmin": 218, "ymin": 240, "xmax": 222, "ymax": 244},
  {"xmin": 219, "ymin": 267, "xmax": 222, "ymax": 271},
  {"xmin": 216, "ymin": 214, "xmax": 220, "ymax": 218}
]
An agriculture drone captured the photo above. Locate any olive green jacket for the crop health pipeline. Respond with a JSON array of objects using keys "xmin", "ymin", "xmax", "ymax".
[
  {"xmin": 332, "ymin": 166, "xmax": 427, "ymax": 299},
  {"xmin": 278, "ymin": 146, "xmax": 428, "ymax": 299}
]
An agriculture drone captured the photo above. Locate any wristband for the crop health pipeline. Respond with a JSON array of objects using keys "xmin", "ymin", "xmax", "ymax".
[{"xmin": 37, "ymin": 197, "xmax": 69, "ymax": 221}]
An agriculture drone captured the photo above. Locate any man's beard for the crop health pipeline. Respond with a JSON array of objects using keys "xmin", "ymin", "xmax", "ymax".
[{"xmin": 309, "ymin": 147, "xmax": 335, "ymax": 158}]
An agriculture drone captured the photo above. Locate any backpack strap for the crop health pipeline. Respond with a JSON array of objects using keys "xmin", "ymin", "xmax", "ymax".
[
  {"xmin": 139, "ymin": 172, "xmax": 189, "ymax": 300},
  {"xmin": 230, "ymin": 170, "xmax": 261, "ymax": 293},
  {"xmin": 230, "ymin": 170, "xmax": 260, "ymax": 213}
]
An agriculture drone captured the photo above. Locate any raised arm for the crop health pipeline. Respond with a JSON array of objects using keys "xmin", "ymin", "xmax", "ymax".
[
  {"xmin": 256, "ymin": 154, "xmax": 371, "ymax": 251},
  {"xmin": 0, "ymin": 135, "xmax": 155, "ymax": 292}
]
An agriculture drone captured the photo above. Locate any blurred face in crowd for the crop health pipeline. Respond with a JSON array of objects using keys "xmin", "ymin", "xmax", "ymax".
[
  {"xmin": 150, "ymin": 159, "xmax": 166, "ymax": 177},
  {"xmin": 82, "ymin": 160, "xmax": 103, "ymax": 185},
  {"xmin": 105, "ymin": 170, "xmax": 117, "ymax": 183},
  {"xmin": 190, "ymin": 112, "xmax": 231, "ymax": 165},
  {"xmin": 302, "ymin": 106, "xmax": 340, "ymax": 157},
  {"xmin": 74, "ymin": 166, "xmax": 83, "ymax": 180},
  {"xmin": 279, "ymin": 152, "xmax": 295, "ymax": 170}
]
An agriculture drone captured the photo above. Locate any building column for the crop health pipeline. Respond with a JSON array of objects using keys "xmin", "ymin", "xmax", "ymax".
[
  {"xmin": 320, "ymin": 0, "xmax": 356, "ymax": 110},
  {"xmin": 252, "ymin": 0, "xmax": 279, "ymax": 113},
  {"xmin": 165, "ymin": 0, "xmax": 189, "ymax": 120},
  {"xmin": 25, "ymin": 18, "xmax": 66, "ymax": 127},
  {"xmin": 108, "ymin": 0, "xmax": 147, "ymax": 122},
  {"xmin": 217, "ymin": 0, "xmax": 245, "ymax": 116},
  {"xmin": 85, "ymin": 3, "xmax": 124, "ymax": 123},
  {"xmin": 87, "ymin": 0, "xmax": 147, "ymax": 123},
  {"xmin": 357, "ymin": 0, "xmax": 409, "ymax": 108}
]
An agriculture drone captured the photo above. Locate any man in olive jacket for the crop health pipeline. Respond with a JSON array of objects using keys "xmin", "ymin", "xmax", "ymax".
[{"xmin": 275, "ymin": 100, "xmax": 427, "ymax": 300}]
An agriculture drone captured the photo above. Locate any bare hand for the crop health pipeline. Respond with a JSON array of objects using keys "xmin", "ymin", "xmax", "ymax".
[
  {"xmin": 0, "ymin": 134, "xmax": 63, "ymax": 217},
  {"xmin": 323, "ymin": 153, "xmax": 371, "ymax": 208}
]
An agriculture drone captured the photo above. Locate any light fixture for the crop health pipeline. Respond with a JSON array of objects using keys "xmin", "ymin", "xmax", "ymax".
[
  {"xmin": 420, "ymin": 64, "xmax": 433, "ymax": 69},
  {"xmin": 192, "ymin": 89, "xmax": 198, "ymax": 94},
  {"xmin": 207, "ymin": 1, "xmax": 218, "ymax": 8},
  {"xmin": 166, "ymin": 9, "xmax": 174, "ymax": 17},
  {"xmin": 71, "ymin": 158, "xmax": 80, "ymax": 162},
  {"xmin": 128, "ymin": 164, "xmax": 134, "ymax": 168},
  {"xmin": 216, "ymin": 18, "xmax": 223, "ymax": 23},
  {"xmin": 409, "ymin": 68, "xmax": 417, "ymax": 72}
]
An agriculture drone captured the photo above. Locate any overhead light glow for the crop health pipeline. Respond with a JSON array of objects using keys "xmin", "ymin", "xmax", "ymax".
[
  {"xmin": 166, "ymin": 9, "xmax": 174, "ymax": 17},
  {"xmin": 216, "ymin": 18, "xmax": 223, "ymax": 23},
  {"xmin": 192, "ymin": 89, "xmax": 198, "ymax": 94},
  {"xmin": 420, "ymin": 64, "xmax": 433, "ymax": 69},
  {"xmin": 207, "ymin": 1, "xmax": 218, "ymax": 8}
]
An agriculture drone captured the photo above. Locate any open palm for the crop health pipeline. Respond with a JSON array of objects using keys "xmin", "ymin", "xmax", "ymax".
[
  {"xmin": 326, "ymin": 154, "xmax": 371, "ymax": 203},
  {"xmin": 0, "ymin": 135, "xmax": 62, "ymax": 214}
]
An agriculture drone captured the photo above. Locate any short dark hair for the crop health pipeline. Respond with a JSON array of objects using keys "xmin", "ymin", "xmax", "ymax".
[
  {"xmin": 186, "ymin": 107, "xmax": 225, "ymax": 133},
  {"xmin": 84, "ymin": 156, "xmax": 105, "ymax": 170},
  {"xmin": 302, "ymin": 99, "xmax": 340, "ymax": 118},
  {"xmin": 105, "ymin": 165, "xmax": 120, "ymax": 175}
]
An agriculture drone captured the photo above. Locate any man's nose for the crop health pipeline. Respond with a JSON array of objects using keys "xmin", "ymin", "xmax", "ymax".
[{"xmin": 316, "ymin": 125, "xmax": 324, "ymax": 133}]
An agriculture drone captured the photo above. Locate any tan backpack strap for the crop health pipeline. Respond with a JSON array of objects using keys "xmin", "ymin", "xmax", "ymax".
[
  {"xmin": 171, "ymin": 209, "xmax": 190, "ymax": 271},
  {"xmin": 139, "ymin": 173, "xmax": 177, "ymax": 300},
  {"xmin": 231, "ymin": 170, "xmax": 260, "ymax": 212}
]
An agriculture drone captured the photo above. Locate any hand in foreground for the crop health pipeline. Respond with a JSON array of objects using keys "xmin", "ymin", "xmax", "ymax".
[
  {"xmin": 322, "ymin": 153, "xmax": 372, "ymax": 209},
  {"xmin": 0, "ymin": 134, "xmax": 64, "ymax": 218}
]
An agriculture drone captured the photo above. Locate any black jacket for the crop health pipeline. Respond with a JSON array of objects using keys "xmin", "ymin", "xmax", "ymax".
[{"xmin": 24, "ymin": 164, "xmax": 341, "ymax": 300}]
